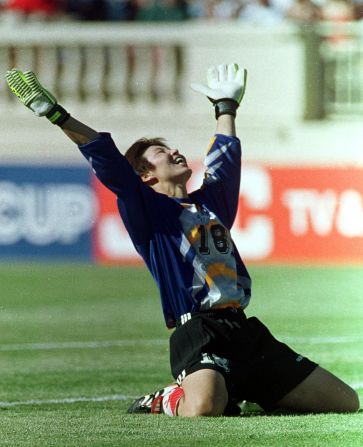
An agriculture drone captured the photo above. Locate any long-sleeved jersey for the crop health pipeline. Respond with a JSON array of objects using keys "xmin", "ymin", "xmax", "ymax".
[{"xmin": 79, "ymin": 133, "xmax": 251, "ymax": 328}]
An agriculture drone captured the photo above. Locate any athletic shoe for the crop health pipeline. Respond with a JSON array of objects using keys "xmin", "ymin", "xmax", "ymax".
[{"xmin": 127, "ymin": 384, "xmax": 178, "ymax": 414}]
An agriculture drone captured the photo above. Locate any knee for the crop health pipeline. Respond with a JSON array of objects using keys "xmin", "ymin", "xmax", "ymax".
[
  {"xmin": 328, "ymin": 383, "xmax": 360, "ymax": 413},
  {"xmin": 340, "ymin": 388, "xmax": 360, "ymax": 413},
  {"xmin": 177, "ymin": 369, "xmax": 229, "ymax": 417},
  {"xmin": 184, "ymin": 395, "xmax": 227, "ymax": 417}
]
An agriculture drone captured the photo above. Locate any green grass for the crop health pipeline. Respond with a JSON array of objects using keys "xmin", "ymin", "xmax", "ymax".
[{"xmin": 0, "ymin": 263, "xmax": 362, "ymax": 446}]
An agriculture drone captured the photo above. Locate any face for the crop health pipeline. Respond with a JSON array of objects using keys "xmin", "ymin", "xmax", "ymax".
[{"xmin": 141, "ymin": 145, "xmax": 192, "ymax": 185}]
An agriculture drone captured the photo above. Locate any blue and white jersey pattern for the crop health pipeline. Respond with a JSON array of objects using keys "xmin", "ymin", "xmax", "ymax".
[
  {"xmin": 79, "ymin": 133, "xmax": 251, "ymax": 328},
  {"xmin": 177, "ymin": 202, "xmax": 248, "ymax": 311}
]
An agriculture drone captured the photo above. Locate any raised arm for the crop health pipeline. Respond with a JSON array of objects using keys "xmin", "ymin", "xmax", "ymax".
[
  {"xmin": 4, "ymin": 69, "xmax": 145, "ymax": 196},
  {"xmin": 5, "ymin": 69, "xmax": 155, "ymax": 246},
  {"xmin": 189, "ymin": 64, "xmax": 247, "ymax": 227},
  {"xmin": 5, "ymin": 69, "xmax": 100, "ymax": 145}
]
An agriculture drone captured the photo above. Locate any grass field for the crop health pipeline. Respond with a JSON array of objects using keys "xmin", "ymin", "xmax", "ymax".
[{"xmin": 0, "ymin": 263, "xmax": 362, "ymax": 446}]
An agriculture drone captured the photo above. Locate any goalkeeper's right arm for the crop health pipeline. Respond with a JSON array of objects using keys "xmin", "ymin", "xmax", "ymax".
[
  {"xmin": 61, "ymin": 116, "xmax": 99, "ymax": 145},
  {"xmin": 5, "ymin": 69, "xmax": 99, "ymax": 145}
]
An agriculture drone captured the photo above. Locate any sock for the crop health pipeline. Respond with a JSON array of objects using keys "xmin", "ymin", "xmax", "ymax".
[{"xmin": 162, "ymin": 386, "xmax": 185, "ymax": 417}]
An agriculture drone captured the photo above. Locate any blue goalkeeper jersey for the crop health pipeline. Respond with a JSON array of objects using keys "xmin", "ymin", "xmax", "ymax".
[{"xmin": 79, "ymin": 133, "xmax": 251, "ymax": 328}]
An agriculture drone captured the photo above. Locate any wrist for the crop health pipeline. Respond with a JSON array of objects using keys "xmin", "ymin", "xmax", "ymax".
[
  {"xmin": 215, "ymin": 114, "xmax": 236, "ymax": 137},
  {"xmin": 213, "ymin": 99, "xmax": 239, "ymax": 120},
  {"xmin": 46, "ymin": 104, "xmax": 71, "ymax": 126}
]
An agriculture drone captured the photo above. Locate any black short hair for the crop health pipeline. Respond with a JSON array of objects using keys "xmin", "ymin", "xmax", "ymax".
[{"xmin": 124, "ymin": 137, "xmax": 168, "ymax": 174}]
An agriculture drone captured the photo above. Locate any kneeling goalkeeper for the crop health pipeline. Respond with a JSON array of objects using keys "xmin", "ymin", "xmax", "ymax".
[{"xmin": 5, "ymin": 65, "xmax": 359, "ymax": 417}]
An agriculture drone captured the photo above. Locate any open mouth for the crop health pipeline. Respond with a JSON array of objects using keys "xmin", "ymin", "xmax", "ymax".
[{"xmin": 174, "ymin": 156, "xmax": 187, "ymax": 165}]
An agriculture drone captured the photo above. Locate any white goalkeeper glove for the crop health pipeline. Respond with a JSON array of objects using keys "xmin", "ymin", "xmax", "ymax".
[
  {"xmin": 191, "ymin": 63, "xmax": 247, "ymax": 119},
  {"xmin": 5, "ymin": 69, "xmax": 70, "ymax": 126}
]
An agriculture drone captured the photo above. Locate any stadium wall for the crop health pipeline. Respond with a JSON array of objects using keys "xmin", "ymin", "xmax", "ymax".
[{"xmin": 1, "ymin": 22, "xmax": 363, "ymax": 165}]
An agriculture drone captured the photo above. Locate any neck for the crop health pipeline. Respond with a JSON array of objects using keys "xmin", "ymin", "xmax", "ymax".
[{"xmin": 152, "ymin": 181, "xmax": 188, "ymax": 198}]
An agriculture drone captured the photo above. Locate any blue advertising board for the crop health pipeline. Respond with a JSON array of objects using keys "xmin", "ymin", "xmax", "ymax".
[{"xmin": 0, "ymin": 165, "xmax": 95, "ymax": 261}]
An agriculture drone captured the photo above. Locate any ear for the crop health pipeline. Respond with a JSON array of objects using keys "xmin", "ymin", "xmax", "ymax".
[{"xmin": 140, "ymin": 171, "xmax": 158, "ymax": 186}]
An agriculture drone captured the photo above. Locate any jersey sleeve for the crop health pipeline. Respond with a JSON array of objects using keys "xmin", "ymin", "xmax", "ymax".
[
  {"xmin": 191, "ymin": 134, "xmax": 242, "ymax": 229},
  {"xmin": 78, "ymin": 132, "xmax": 154, "ymax": 245}
]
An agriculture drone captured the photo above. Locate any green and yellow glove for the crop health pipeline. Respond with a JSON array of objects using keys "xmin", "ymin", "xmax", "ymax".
[
  {"xmin": 5, "ymin": 69, "xmax": 70, "ymax": 126},
  {"xmin": 191, "ymin": 63, "xmax": 247, "ymax": 119}
]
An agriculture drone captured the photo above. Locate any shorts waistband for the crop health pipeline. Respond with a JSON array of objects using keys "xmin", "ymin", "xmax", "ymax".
[{"xmin": 176, "ymin": 307, "xmax": 245, "ymax": 327}]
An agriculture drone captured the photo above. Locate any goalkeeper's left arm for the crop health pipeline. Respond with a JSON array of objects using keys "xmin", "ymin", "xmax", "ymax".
[{"xmin": 5, "ymin": 69, "xmax": 99, "ymax": 145}]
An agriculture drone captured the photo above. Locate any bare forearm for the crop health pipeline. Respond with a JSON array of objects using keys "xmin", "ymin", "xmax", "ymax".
[
  {"xmin": 215, "ymin": 114, "xmax": 236, "ymax": 137},
  {"xmin": 60, "ymin": 116, "xmax": 100, "ymax": 145}
]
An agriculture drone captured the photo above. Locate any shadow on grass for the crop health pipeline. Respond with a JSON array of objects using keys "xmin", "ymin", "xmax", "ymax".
[{"xmin": 231, "ymin": 402, "xmax": 363, "ymax": 418}]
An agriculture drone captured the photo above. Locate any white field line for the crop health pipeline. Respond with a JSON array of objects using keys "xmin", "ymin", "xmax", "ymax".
[
  {"xmin": 0, "ymin": 394, "xmax": 136, "ymax": 408},
  {"xmin": 0, "ymin": 339, "xmax": 167, "ymax": 352},
  {"xmin": 0, "ymin": 335, "xmax": 362, "ymax": 352},
  {"xmin": 283, "ymin": 335, "xmax": 363, "ymax": 345}
]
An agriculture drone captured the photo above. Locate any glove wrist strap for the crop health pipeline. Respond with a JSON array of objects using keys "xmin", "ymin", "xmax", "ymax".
[
  {"xmin": 214, "ymin": 99, "xmax": 239, "ymax": 120},
  {"xmin": 46, "ymin": 104, "xmax": 71, "ymax": 126}
]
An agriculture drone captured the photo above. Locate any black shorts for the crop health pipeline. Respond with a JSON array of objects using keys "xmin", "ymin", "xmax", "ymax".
[{"xmin": 169, "ymin": 307, "xmax": 317, "ymax": 411}]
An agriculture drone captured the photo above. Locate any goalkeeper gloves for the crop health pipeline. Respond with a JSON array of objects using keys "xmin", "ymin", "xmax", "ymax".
[
  {"xmin": 5, "ymin": 69, "xmax": 70, "ymax": 126},
  {"xmin": 191, "ymin": 63, "xmax": 247, "ymax": 119}
]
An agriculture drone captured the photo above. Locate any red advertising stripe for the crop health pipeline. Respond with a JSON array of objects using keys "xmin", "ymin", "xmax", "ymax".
[
  {"xmin": 93, "ymin": 164, "xmax": 363, "ymax": 264},
  {"xmin": 270, "ymin": 167, "xmax": 363, "ymax": 262},
  {"xmin": 92, "ymin": 176, "xmax": 143, "ymax": 264}
]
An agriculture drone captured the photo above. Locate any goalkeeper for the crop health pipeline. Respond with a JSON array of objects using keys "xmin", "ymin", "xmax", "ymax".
[{"xmin": 6, "ymin": 65, "xmax": 359, "ymax": 417}]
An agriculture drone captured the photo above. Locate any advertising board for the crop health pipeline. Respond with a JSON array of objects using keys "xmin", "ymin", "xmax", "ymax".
[
  {"xmin": 3, "ymin": 163, "xmax": 363, "ymax": 263},
  {"xmin": 0, "ymin": 166, "xmax": 95, "ymax": 261}
]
